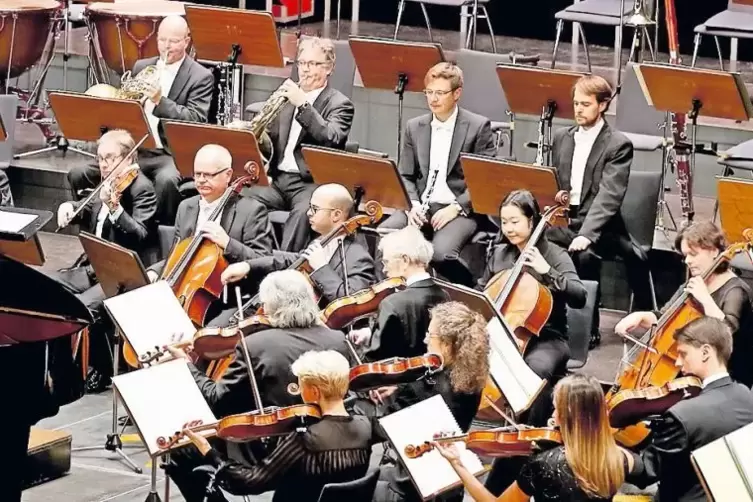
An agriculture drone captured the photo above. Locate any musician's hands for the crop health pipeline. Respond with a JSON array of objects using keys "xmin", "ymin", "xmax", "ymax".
[
  {"xmin": 685, "ymin": 276, "xmax": 714, "ymax": 309},
  {"xmin": 221, "ymin": 262, "xmax": 251, "ymax": 284},
  {"xmin": 165, "ymin": 344, "xmax": 189, "ymax": 361},
  {"xmin": 302, "ymin": 240, "xmax": 329, "ymax": 271},
  {"xmin": 569, "ymin": 235, "xmax": 592, "ymax": 252},
  {"xmin": 183, "ymin": 428, "xmax": 212, "ymax": 456},
  {"xmin": 431, "ymin": 204, "xmax": 460, "ymax": 231},
  {"xmin": 280, "ymin": 79, "xmax": 307, "ymax": 108},
  {"xmin": 432, "ymin": 441, "xmax": 462, "ymax": 465},
  {"xmin": 147, "ymin": 270, "xmax": 159, "ymax": 283},
  {"xmin": 200, "ymin": 221, "xmax": 230, "ymax": 249},
  {"xmin": 57, "ymin": 202, "xmax": 75, "ymax": 228},
  {"xmin": 145, "ymin": 81, "xmax": 162, "ymax": 105},
  {"xmin": 348, "ymin": 327, "xmax": 371, "ymax": 346},
  {"xmin": 615, "ymin": 311, "xmax": 658, "ymax": 337},
  {"xmin": 100, "ymin": 183, "xmax": 121, "ymax": 211},
  {"xmin": 407, "ymin": 203, "xmax": 427, "ymax": 227},
  {"xmin": 369, "ymin": 385, "xmax": 397, "ymax": 405},
  {"xmin": 521, "ymin": 247, "xmax": 551, "ymax": 275}
]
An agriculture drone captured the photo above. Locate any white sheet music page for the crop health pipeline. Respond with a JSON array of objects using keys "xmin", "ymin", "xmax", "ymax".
[
  {"xmin": 103, "ymin": 280, "xmax": 195, "ymax": 363},
  {"xmin": 691, "ymin": 422, "xmax": 753, "ymax": 501},
  {"xmin": 0, "ymin": 210, "xmax": 36, "ymax": 233},
  {"xmin": 486, "ymin": 317, "xmax": 545, "ymax": 414},
  {"xmin": 379, "ymin": 394, "xmax": 486, "ymax": 500},
  {"xmin": 113, "ymin": 359, "xmax": 217, "ymax": 457}
]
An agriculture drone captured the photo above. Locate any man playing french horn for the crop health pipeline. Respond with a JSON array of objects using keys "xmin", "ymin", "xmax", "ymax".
[{"xmin": 246, "ymin": 37, "xmax": 355, "ymax": 253}]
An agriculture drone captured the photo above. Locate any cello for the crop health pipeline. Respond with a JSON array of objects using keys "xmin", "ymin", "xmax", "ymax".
[{"xmin": 609, "ymin": 235, "xmax": 753, "ymax": 447}]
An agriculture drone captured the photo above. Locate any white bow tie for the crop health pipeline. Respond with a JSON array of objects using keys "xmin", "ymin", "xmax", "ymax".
[{"xmin": 431, "ymin": 120, "xmax": 453, "ymax": 132}]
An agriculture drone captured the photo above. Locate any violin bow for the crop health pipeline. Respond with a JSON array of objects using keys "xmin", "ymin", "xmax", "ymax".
[
  {"xmin": 483, "ymin": 395, "xmax": 522, "ymax": 430},
  {"xmin": 235, "ymin": 286, "xmax": 265, "ymax": 411}
]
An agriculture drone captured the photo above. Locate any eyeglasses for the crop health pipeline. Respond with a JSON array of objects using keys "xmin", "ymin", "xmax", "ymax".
[
  {"xmin": 97, "ymin": 153, "xmax": 123, "ymax": 164},
  {"xmin": 422, "ymin": 89, "xmax": 455, "ymax": 98},
  {"xmin": 308, "ymin": 204, "xmax": 336, "ymax": 214},
  {"xmin": 194, "ymin": 168, "xmax": 229, "ymax": 180},
  {"xmin": 297, "ymin": 60, "xmax": 328, "ymax": 68}
]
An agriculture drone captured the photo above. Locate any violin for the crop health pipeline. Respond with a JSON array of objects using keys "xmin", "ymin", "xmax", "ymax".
[
  {"xmin": 106, "ymin": 164, "xmax": 139, "ymax": 207},
  {"xmin": 348, "ymin": 354, "xmax": 444, "ymax": 393},
  {"xmin": 404, "ymin": 426, "xmax": 562, "ymax": 459},
  {"xmin": 608, "ymin": 376, "xmax": 702, "ymax": 429},
  {"xmin": 320, "ymin": 277, "xmax": 406, "ymax": 329},
  {"xmin": 233, "ymin": 200, "xmax": 384, "ymax": 319}
]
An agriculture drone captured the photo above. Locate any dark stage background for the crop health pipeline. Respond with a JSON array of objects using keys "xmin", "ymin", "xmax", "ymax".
[{"xmin": 193, "ymin": 0, "xmax": 752, "ymax": 62}]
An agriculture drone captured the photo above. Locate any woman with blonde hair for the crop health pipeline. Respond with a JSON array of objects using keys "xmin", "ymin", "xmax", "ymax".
[{"xmin": 435, "ymin": 374, "xmax": 637, "ymax": 501}]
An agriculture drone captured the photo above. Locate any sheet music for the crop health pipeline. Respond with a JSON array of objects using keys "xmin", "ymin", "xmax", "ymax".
[
  {"xmin": 0, "ymin": 210, "xmax": 36, "ymax": 233},
  {"xmin": 379, "ymin": 395, "xmax": 486, "ymax": 500},
  {"xmin": 691, "ymin": 422, "xmax": 753, "ymax": 501},
  {"xmin": 103, "ymin": 280, "xmax": 195, "ymax": 363},
  {"xmin": 486, "ymin": 317, "xmax": 545, "ymax": 414},
  {"xmin": 113, "ymin": 359, "xmax": 217, "ymax": 457}
]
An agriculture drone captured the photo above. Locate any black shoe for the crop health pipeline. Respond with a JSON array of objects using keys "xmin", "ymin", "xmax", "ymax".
[
  {"xmin": 589, "ymin": 330, "xmax": 601, "ymax": 350},
  {"xmin": 85, "ymin": 368, "xmax": 112, "ymax": 394}
]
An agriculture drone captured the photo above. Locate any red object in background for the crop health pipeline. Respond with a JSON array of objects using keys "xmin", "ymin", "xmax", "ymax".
[{"xmin": 273, "ymin": 0, "xmax": 314, "ymax": 23}]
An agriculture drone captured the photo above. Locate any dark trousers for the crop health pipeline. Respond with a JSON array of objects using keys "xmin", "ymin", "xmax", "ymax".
[
  {"xmin": 378, "ymin": 204, "xmax": 478, "ymax": 286},
  {"xmin": 522, "ymin": 337, "xmax": 570, "ymax": 427},
  {"xmin": 246, "ymin": 171, "xmax": 316, "ymax": 252},
  {"xmin": 67, "ymin": 149, "xmax": 182, "ymax": 225},
  {"xmin": 0, "ymin": 168, "xmax": 12, "ymax": 206}
]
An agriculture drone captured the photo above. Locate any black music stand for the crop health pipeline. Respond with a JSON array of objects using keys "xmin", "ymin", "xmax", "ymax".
[
  {"xmin": 302, "ymin": 145, "xmax": 411, "ymax": 211},
  {"xmin": 348, "ymin": 37, "xmax": 445, "ymax": 164},
  {"xmin": 496, "ymin": 64, "xmax": 586, "ymax": 165}
]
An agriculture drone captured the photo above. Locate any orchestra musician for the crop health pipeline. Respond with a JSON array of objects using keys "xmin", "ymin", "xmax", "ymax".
[
  {"xmin": 371, "ymin": 301, "xmax": 489, "ymax": 502},
  {"xmin": 546, "ymin": 74, "xmax": 651, "ymax": 346},
  {"xmin": 377, "ymin": 62, "xmax": 497, "ymax": 286},
  {"xmin": 221, "ymin": 183, "xmax": 376, "ymax": 310},
  {"xmin": 146, "ymin": 144, "xmax": 276, "ymax": 327},
  {"xmin": 478, "ymin": 189, "xmax": 586, "ymax": 426},
  {"xmin": 55, "ymin": 129, "xmax": 157, "ymax": 393},
  {"xmin": 439, "ymin": 374, "xmax": 638, "ymax": 502},
  {"xmin": 68, "ymin": 15, "xmax": 214, "ymax": 225},
  {"xmin": 179, "ymin": 350, "xmax": 374, "ymax": 502},
  {"xmin": 616, "ymin": 221, "xmax": 753, "ymax": 388},
  {"xmin": 247, "ymin": 37, "xmax": 355, "ymax": 253},
  {"xmin": 0, "ymin": 169, "xmax": 11, "ymax": 206},
  {"xmin": 627, "ymin": 317, "xmax": 753, "ymax": 502},
  {"xmin": 349, "ymin": 226, "xmax": 449, "ymax": 361}
]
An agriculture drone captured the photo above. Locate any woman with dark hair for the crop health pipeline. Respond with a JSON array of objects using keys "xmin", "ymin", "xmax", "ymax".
[
  {"xmin": 616, "ymin": 220, "xmax": 753, "ymax": 387},
  {"xmin": 477, "ymin": 189, "xmax": 587, "ymax": 425},
  {"xmin": 435, "ymin": 374, "xmax": 637, "ymax": 501}
]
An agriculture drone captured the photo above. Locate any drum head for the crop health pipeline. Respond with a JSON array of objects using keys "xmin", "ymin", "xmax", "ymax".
[
  {"xmin": 86, "ymin": 1, "xmax": 185, "ymax": 16},
  {"xmin": 1, "ymin": 0, "xmax": 61, "ymax": 11}
]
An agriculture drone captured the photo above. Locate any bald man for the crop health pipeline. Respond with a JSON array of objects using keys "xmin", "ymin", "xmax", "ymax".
[
  {"xmin": 67, "ymin": 15, "xmax": 214, "ymax": 226},
  {"xmin": 147, "ymin": 144, "xmax": 275, "ymax": 327},
  {"xmin": 222, "ymin": 183, "xmax": 376, "ymax": 316}
]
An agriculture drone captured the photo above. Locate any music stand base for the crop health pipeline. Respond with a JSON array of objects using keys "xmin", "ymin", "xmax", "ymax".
[
  {"xmin": 13, "ymin": 135, "xmax": 95, "ymax": 160},
  {"xmin": 144, "ymin": 492, "xmax": 161, "ymax": 502}
]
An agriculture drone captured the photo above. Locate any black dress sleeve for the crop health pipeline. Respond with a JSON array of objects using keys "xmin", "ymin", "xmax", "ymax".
[
  {"xmin": 715, "ymin": 283, "xmax": 750, "ymax": 335},
  {"xmin": 540, "ymin": 243, "xmax": 587, "ymax": 309},
  {"xmin": 516, "ymin": 453, "xmax": 544, "ymax": 496}
]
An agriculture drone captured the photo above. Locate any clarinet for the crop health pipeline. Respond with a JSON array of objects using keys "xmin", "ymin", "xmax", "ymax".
[
  {"xmin": 534, "ymin": 105, "xmax": 546, "ymax": 166},
  {"xmin": 420, "ymin": 170, "xmax": 440, "ymax": 219}
]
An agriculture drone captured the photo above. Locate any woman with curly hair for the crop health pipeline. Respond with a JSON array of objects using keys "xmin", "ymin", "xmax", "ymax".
[{"xmin": 372, "ymin": 301, "xmax": 490, "ymax": 502}]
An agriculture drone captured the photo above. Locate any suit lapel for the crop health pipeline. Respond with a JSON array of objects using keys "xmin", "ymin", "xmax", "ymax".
[
  {"xmin": 220, "ymin": 195, "xmax": 237, "ymax": 234},
  {"xmin": 295, "ymin": 86, "xmax": 333, "ymax": 148},
  {"xmin": 168, "ymin": 57, "xmax": 191, "ymax": 101},
  {"xmin": 416, "ymin": 116, "xmax": 432, "ymax": 175},
  {"xmin": 558, "ymin": 129, "xmax": 575, "ymax": 190},
  {"xmin": 185, "ymin": 198, "xmax": 200, "ymax": 237},
  {"xmin": 582, "ymin": 125, "xmax": 611, "ymax": 197},
  {"xmin": 448, "ymin": 110, "xmax": 469, "ymax": 172},
  {"xmin": 277, "ymin": 102, "xmax": 296, "ymax": 150}
]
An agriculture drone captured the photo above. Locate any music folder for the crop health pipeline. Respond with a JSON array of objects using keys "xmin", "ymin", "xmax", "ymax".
[{"xmin": 692, "ymin": 421, "xmax": 753, "ymax": 501}]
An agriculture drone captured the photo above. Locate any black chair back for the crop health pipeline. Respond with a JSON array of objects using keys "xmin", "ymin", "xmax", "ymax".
[
  {"xmin": 620, "ymin": 170, "xmax": 662, "ymax": 254},
  {"xmin": 317, "ymin": 468, "xmax": 380, "ymax": 502},
  {"xmin": 566, "ymin": 279, "xmax": 599, "ymax": 369}
]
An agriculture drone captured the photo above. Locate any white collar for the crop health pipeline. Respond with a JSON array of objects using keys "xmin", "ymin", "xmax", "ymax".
[
  {"xmin": 702, "ymin": 371, "xmax": 729, "ymax": 388},
  {"xmin": 431, "ymin": 106, "xmax": 459, "ymax": 131},
  {"xmin": 575, "ymin": 117, "xmax": 605, "ymax": 139},
  {"xmin": 199, "ymin": 196, "xmax": 223, "ymax": 212},
  {"xmin": 405, "ymin": 272, "xmax": 431, "ymax": 286},
  {"xmin": 304, "ymin": 86, "xmax": 325, "ymax": 104},
  {"xmin": 159, "ymin": 55, "xmax": 185, "ymax": 74}
]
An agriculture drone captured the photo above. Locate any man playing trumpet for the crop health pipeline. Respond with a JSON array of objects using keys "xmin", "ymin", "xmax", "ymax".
[{"xmin": 247, "ymin": 37, "xmax": 355, "ymax": 253}]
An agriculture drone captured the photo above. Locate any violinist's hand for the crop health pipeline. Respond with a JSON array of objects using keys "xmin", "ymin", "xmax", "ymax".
[
  {"xmin": 685, "ymin": 276, "xmax": 715, "ymax": 310},
  {"xmin": 200, "ymin": 221, "xmax": 230, "ymax": 249},
  {"xmin": 147, "ymin": 270, "xmax": 159, "ymax": 283},
  {"xmin": 369, "ymin": 385, "xmax": 397, "ymax": 405},
  {"xmin": 57, "ymin": 202, "xmax": 75, "ymax": 228},
  {"xmin": 569, "ymin": 235, "xmax": 592, "ymax": 252},
  {"xmin": 407, "ymin": 202, "xmax": 427, "ymax": 227},
  {"xmin": 614, "ymin": 311, "xmax": 658, "ymax": 337},
  {"xmin": 432, "ymin": 441, "xmax": 462, "ymax": 466},
  {"xmin": 521, "ymin": 247, "xmax": 551, "ymax": 275},
  {"xmin": 348, "ymin": 327, "xmax": 371, "ymax": 346},
  {"xmin": 302, "ymin": 241, "xmax": 328, "ymax": 271},
  {"xmin": 221, "ymin": 262, "xmax": 251, "ymax": 284},
  {"xmin": 165, "ymin": 344, "xmax": 189, "ymax": 361},
  {"xmin": 183, "ymin": 428, "xmax": 212, "ymax": 456}
]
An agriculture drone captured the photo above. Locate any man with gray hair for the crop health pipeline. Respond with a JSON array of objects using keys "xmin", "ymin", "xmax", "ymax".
[
  {"xmin": 247, "ymin": 36, "xmax": 355, "ymax": 253},
  {"xmin": 353, "ymin": 226, "xmax": 449, "ymax": 362},
  {"xmin": 165, "ymin": 269, "xmax": 350, "ymax": 501}
]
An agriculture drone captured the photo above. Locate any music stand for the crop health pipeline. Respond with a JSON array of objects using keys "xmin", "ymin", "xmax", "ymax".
[
  {"xmin": 348, "ymin": 36, "xmax": 445, "ymax": 164},
  {"xmin": 460, "ymin": 154, "xmax": 561, "ymax": 217},
  {"xmin": 496, "ymin": 64, "xmax": 586, "ymax": 165},
  {"xmin": 302, "ymin": 145, "xmax": 411, "ymax": 210},
  {"xmin": 0, "ymin": 207, "xmax": 52, "ymax": 267},
  {"xmin": 717, "ymin": 177, "xmax": 753, "ymax": 264},
  {"xmin": 162, "ymin": 121, "xmax": 269, "ymax": 185}
]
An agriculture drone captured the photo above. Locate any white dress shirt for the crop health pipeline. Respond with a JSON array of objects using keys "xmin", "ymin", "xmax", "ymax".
[
  {"xmin": 569, "ymin": 118, "xmax": 605, "ymax": 206},
  {"xmin": 419, "ymin": 106, "xmax": 459, "ymax": 205},
  {"xmin": 95, "ymin": 204, "xmax": 124, "ymax": 237},
  {"xmin": 144, "ymin": 56, "xmax": 185, "ymax": 150},
  {"xmin": 277, "ymin": 87, "xmax": 326, "ymax": 174},
  {"xmin": 702, "ymin": 371, "xmax": 729, "ymax": 388},
  {"xmin": 196, "ymin": 197, "xmax": 224, "ymax": 232},
  {"xmin": 405, "ymin": 271, "xmax": 431, "ymax": 286}
]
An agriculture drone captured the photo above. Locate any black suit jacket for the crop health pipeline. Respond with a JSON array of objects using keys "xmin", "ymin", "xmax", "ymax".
[
  {"xmin": 245, "ymin": 234, "xmax": 376, "ymax": 306},
  {"xmin": 149, "ymin": 193, "xmax": 275, "ymax": 276},
  {"xmin": 133, "ymin": 56, "xmax": 214, "ymax": 150},
  {"xmin": 629, "ymin": 376, "xmax": 753, "ymax": 502},
  {"xmin": 551, "ymin": 121, "xmax": 633, "ymax": 244},
  {"xmin": 71, "ymin": 172, "xmax": 158, "ymax": 261},
  {"xmin": 189, "ymin": 325, "xmax": 350, "ymax": 418},
  {"xmin": 266, "ymin": 85, "xmax": 354, "ymax": 181},
  {"xmin": 363, "ymin": 278, "xmax": 449, "ymax": 361},
  {"xmin": 399, "ymin": 107, "xmax": 496, "ymax": 215}
]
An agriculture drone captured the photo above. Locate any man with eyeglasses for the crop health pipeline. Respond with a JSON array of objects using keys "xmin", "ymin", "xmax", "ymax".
[
  {"xmin": 378, "ymin": 62, "xmax": 497, "ymax": 287},
  {"xmin": 246, "ymin": 37, "xmax": 355, "ymax": 254},
  {"xmin": 221, "ymin": 183, "xmax": 375, "ymax": 312},
  {"xmin": 67, "ymin": 15, "xmax": 214, "ymax": 226},
  {"xmin": 54, "ymin": 129, "xmax": 158, "ymax": 393},
  {"xmin": 146, "ymin": 144, "xmax": 275, "ymax": 327}
]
